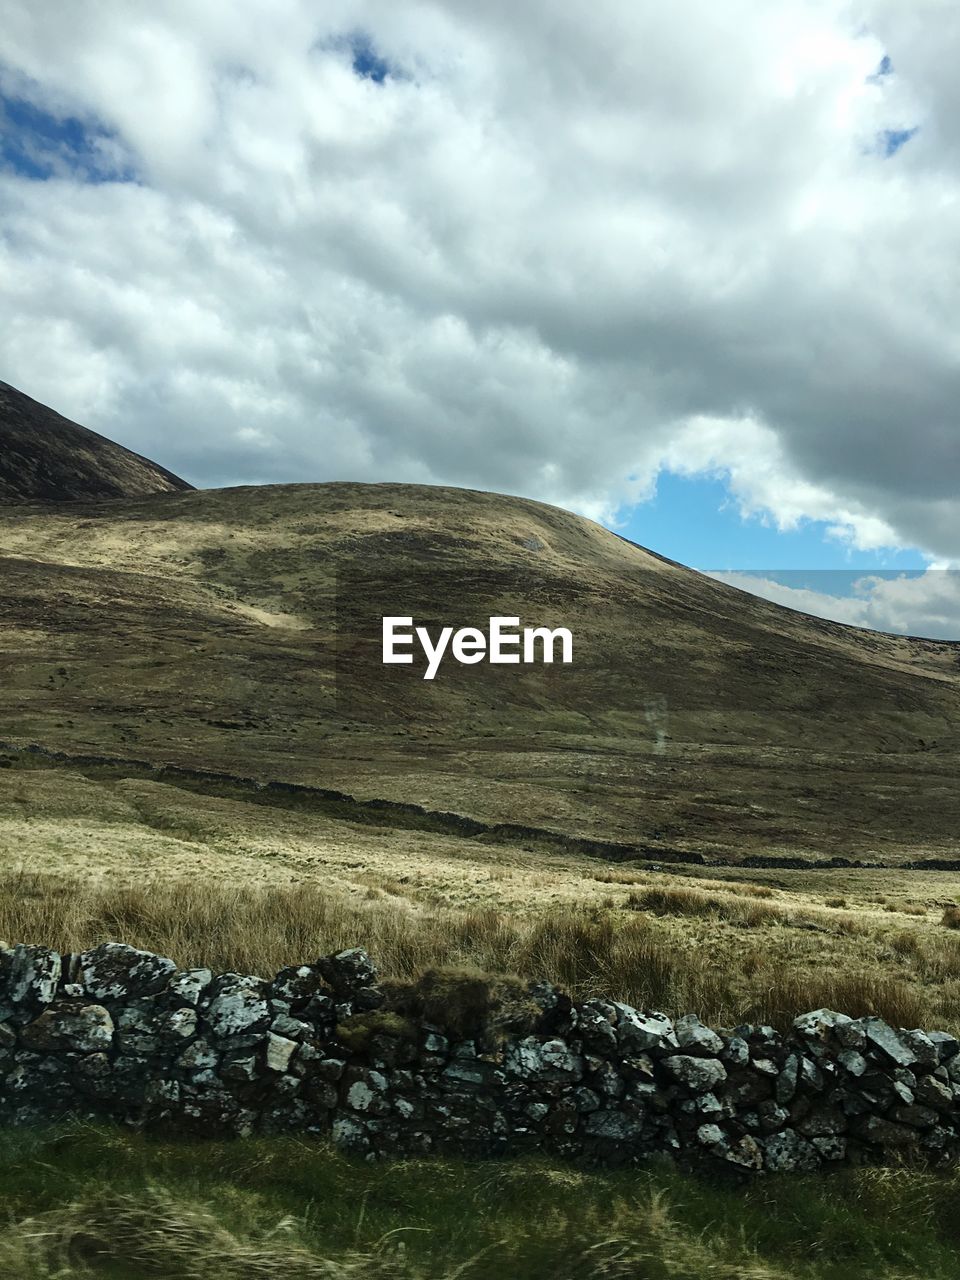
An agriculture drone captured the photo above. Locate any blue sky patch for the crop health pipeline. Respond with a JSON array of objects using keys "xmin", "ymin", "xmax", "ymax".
[
  {"xmin": 867, "ymin": 53, "xmax": 894, "ymax": 83},
  {"xmin": 617, "ymin": 471, "xmax": 927, "ymax": 575},
  {"xmin": 880, "ymin": 126, "xmax": 919, "ymax": 157},
  {"xmin": 350, "ymin": 33, "xmax": 391, "ymax": 84},
  {"xmin": 0, "ymin": 88, "xmax": 136, "ymax": 183}
]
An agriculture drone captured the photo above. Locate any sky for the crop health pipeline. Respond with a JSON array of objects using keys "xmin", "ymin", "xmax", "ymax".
[{"xmin": 1, "ymin": 1, "xmax": 959, "ymax": 637}]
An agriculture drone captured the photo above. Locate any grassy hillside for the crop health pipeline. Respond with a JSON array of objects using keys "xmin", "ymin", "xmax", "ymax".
[{"xmin": 0, "ymin": 480, "xmax": 958, "ymax": 861}]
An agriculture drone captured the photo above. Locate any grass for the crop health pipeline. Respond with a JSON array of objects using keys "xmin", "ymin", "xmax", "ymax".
[
  {"xmin": 6, "ymin": 869, "xmax": 960, "ymax": 1033},
  {"xmin": 626, "ymin": 884, "xmax": 786, "ymax": 927},
  {"xmin": 4, "ymin": 1124, "xmax": 960, "ymax": 1278}
]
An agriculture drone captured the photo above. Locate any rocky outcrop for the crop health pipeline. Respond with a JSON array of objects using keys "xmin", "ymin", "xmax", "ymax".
[{"xmin": 2, "ymin": 940, "xmax": 960, "ymax": 1174}]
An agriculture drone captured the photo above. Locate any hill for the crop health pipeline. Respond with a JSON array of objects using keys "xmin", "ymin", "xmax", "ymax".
[
  {"xmin": 0, "ymin": 380, "xmax": 193, "ymax": 502},
  {"xmin": 0, "ymin": 466, "xmax": 958, "ymax": 864}
]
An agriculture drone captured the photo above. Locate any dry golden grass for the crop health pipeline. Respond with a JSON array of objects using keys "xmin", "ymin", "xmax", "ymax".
[
  {"xmin": 5, "ymin": 766, "xmax": 960, "ymax": 1033},
  {"xmin": 626, "ymin": 884, "xmax": 786, "ymax": 927},
  {"xmin": 5, "ymin": 869, "xmax": 960, "ymax": 1033}
]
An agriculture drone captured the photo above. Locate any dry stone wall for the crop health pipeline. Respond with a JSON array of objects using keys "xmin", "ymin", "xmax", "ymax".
[{"xmin": 2, "ymin": 940, "xmax": 960, "ymax": 1174}]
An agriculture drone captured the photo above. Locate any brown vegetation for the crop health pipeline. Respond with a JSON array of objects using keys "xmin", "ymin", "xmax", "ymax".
[{"xmin": 5, "ymin": 870, "xmax": 960, "ymax": 1033}]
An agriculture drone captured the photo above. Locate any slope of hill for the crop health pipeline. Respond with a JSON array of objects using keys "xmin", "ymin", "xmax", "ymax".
[
  {"xmin": 0, "ymin": 380, "xmax": 193, "ymax": 502},
  {"xmin": 0, "ymin": 467, "xmax": 957, "ymax": 863}
]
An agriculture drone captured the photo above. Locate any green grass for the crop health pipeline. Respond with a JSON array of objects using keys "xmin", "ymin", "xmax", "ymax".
[{"xmin": 3, "ymin": 1125, "xmax": 960, "ymax": 1278}]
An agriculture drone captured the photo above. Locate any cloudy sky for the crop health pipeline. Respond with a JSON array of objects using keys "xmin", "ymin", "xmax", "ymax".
[{"xmin": 2, "ymin": 1, "xmax": 959, "ymax": 636}]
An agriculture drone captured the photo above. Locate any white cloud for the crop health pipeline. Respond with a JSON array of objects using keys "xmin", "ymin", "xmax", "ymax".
[
  {"xmin": 0, "ymin": 0, "xmax": 957, "ymax": 557},
  {"xmin": 711, "ymin": 568, "xmax": 960, "ymax": 639}
]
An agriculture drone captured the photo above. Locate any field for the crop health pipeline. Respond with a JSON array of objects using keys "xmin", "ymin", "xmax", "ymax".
[
  {"xmin": 5, "ymin": 760, "xmax": 960, "ymax": 1034},
  {"xmin": 4, "ymin": 476, "xmax": 960, "ymax": 1277}
]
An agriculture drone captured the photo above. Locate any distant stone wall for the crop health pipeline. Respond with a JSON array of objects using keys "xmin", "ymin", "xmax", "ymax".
[{"xmin": 1, "ymin": 940, "xmax": 959, "ymax": 1174}]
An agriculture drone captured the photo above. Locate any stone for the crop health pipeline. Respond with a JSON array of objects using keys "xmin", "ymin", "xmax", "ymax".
[
  {"xmin": 697, "ymin": 1122, "xmax": 724, "ymax": 1146},
  {"xmin": 799, "ymin": 1057, "xmax": 824, "ymax": 1092},
  {"xmin": 902, "ymin": 1029, "xmax": 939, "ymax": 1069},
  {"xmin": 442, "ymin": 1061, "xmax": 488, "ymax": 1087},
  {"xmin": 834, "ymin": 1020, "xmax": 868, "ymax": 1051},
  {"xmin": 270, "ymin": 1014, "xmax": 313, "ymax": 1042},
  {"xmin": 793, "ymin": 1009, "xmax": 852, "ymax": 1043},
  {"xmin": 776, "ymin": 1054, "xmax": 799, "ymax": 1105},
  {"xmin": 204, "ymin": 974, "xmax": 270, "ymax": 1038},
  {"xmin": 726, "ymin": 1072, "xmax": 771, "ymax": 1106},
  {"xmin": 611, "ymin": 1004, "xmax": 678, "ymax": 1054},
  {"xmin": 854, "ymin": 1115, "xmax": 921, "ymax": 1148},
  {"xmin": 890, "ymin": 1104, "xmax": 938, "ymax": 1130},
  {"xmin": 810, "ymin": 1135, "xmax": 846, "ymax": 1161},
  {"xmin": 177, "ymin": 1039, "xmax": 219, "ymax": 1070},
  {"xmin": 860, "ymin": 1019, "xmax": 916, "ymax": 1067},
  {"xmin": 915, "ymin": 1074, "xmax": 953, "ymax": 1110},
  {"xmin": 21, "ymin": 1003, "xmax": 114, "ymax": 1054},
  {"xmin": 757, "ymin": 1102, "xmax": 790, "ymax": 1133},
  {"xmin": 696, "ymin": 1092, "xmax": 723, "ymax": 1115},
  {"xmin": 796, "ymin": 1107, "xmax": 846, "ymax": 1138},
  {"xmin": 722, "ymin": 1036, "xmax": 750, "ymax": 1067},
  {"xmin": 577, "ymin": 1000, "xmax": 619, "ymax": 1053},
  {"xmin": 81, "ymin": 943, "xmax": 176, "ymax": 1001},
  {"xmin": 761, "ymin": 1129, "xmax": 819, "ymax": 1173},
  {"xmin": 221, "ymin": 1053, "xmax": 259, "ymax": 1083},
  {"xmin": 721, "ymin": 1135, "xmax": 764, "ymax": 1169},
  {"xmin": 116, "ymin": 1007, "xmax": 158, "ymax": 1055},
  {"xmin": 583, "ymin": 1109, "xmax": 643, "ymax": 1140},
  {"xmin": 319, "ymin": 949, "xmax": 377, "ymax": 995},
  {"xmin": 751, "ymin": 1058, "xmax": 778, "ymax": 1076},
  {"xmin": 8, "ymin": 945, "xmax": 61, "ymax": 1006},
  {"xmin": 674, "ymin": 1014, "xmax": 724, "ymax": 1055},
  {"xmin": 504, "ymin": 1037, "xmax": 583, "ymax": 1082},
  {"xmin": 10, "ymin": 945, "xmax": 960, "ymax": 1172},
  {"xmin": 270, "ymin": 964, "xmax": 327, "ymax": 1005},
  {"xmin": 589, "ymin": 1058, "xmax": 625, "ymax": 1099},
  {"xmin": 265, "ymin": 1032, "xmax": 297, "ymax": 1074},
  {"xmin": 346, "ymin": 1069, "xmax": 390, "ymax": 1116},
  {"xmin": 168, "ymin": 969, "xmax": 213, "ymax": 1007},
  {"xmin": 662, "ymin": 1055, "xmax": 727, "ymax": 1093},
  {"xmin": 838, "ymin": 1049, "xmax": 868, "ymax": 1077},
  {"xmin": 161, "ymin": 1008, "xmax": 198, "ymax": 1041},
  {"xmin": 928, "ymin": 1031, "xmax": 960, "ymax": 1061},
  {"xmin": 332, "ymin": 1116, "xmax": 369, "ymax": 1152}
]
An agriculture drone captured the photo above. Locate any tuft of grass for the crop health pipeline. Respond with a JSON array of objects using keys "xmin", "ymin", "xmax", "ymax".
[
  {"xmin": 942, "ymin": 905, "xmax": 960, "ymax": 930},
  {"xmin": 758, "ymin": 971, "xmax": 930, "ymax": 1032},
  {"xmin": 626, "ymin": 885, "xmax": 784, "ymax": 927},
  {"xmin": 336, "ymin": 1010, "xmax": 419, "ymax": 1053}
]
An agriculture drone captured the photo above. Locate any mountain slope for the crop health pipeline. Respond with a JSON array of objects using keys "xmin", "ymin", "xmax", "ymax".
[
  {"xmin": 0, "ymin": 475, "xmax": 958, "ymax": 863},
  {"xmin": 0, "ymin": 380, "xmax": 193, "ymax": 502}
]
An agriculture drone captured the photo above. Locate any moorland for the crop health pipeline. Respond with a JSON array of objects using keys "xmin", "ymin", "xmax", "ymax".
[{"xmin": 3, "ymin": 379, "xmax": 960, "ymax": 1277}]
